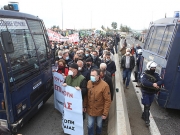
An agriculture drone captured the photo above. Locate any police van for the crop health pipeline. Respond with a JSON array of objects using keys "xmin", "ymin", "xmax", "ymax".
[
  {"xmin": 140, "ymin": 11, "xmax": 180, "ymax": 110},
  {"xmin": 0, "ymin": 3, "xmax": 53, "ymax": 132}
]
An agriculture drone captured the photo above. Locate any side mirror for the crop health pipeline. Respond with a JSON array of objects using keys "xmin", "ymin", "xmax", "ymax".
[{"xmin": 1, "ymin": 31, "xmax": 14, "ymax": 53}]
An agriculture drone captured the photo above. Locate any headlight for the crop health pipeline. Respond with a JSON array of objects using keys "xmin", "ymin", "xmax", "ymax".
[
  {"xmin": 22, "ymin": 104, "xmax": 26, "ymax": 110},
  {"xmin": 17, "ymin": 108, "xmax": 21, "ymax": 114},
  {"xmin": 0, "ymin": 119, "xmax": 8, "ymax": 128}
]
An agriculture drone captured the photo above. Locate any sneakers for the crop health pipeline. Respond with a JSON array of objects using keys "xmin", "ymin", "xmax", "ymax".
[{"xmin": 125, "ymin": 86, "xmax": 129, "ymax": 89}]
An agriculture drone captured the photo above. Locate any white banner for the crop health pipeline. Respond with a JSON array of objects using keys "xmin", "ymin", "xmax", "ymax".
[
  {"xmin": 0, "ymin": 18, "xmax": 28, "ymax": 29},
  {"xmin": 53, "ymin": 72, "xmax": 83, "ymax": 135},
  {"xmin": 47, "ymin": 29, "xmax": 79, "ymax": 42}
]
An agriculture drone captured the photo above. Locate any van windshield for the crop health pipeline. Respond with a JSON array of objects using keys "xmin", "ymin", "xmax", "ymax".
[{"xmin": 6, "ymin": 29, "xmax": 40, "ymax": 86}]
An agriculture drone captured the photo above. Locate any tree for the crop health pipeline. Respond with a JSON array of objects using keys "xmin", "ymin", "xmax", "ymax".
[
  {"xmin": 120, "ymin": 24, "xmax": 131, "ymax": 33},
  {"xmin": 111, "ymin": 22, "xmax": 117, "ymax": 30},
  {"xmin": 51, "ymin": 25, "xmax": 61, "ymax": 32}
]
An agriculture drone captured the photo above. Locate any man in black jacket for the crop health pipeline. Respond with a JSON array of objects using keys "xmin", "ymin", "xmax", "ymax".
[
  {"xmin": 121, "ymin": 48, "xmax": 135, "ymax": 89},
  {"xmin": 77, "ymin": 60, "xmax": 90, "ymax": 81},
  {"xmin": 91, "ymin": 50, "xmax": 102, "ymax": 67},
  {"xmin": 100, "ymin": 63, "xmax": 111, "ymax": 78},
  {"xmin": 100, "ymin": 69, "xmax": 114, "ymax": 101}
]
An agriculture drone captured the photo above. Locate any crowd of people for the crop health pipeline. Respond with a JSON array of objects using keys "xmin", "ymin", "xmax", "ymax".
[
  {"xmin": 51, "ymin": 33, "xmax": 163, "ymax": 134},
  {"xmin": 51, "ymin": 34, "xmax": 118, "ymax": 135}
]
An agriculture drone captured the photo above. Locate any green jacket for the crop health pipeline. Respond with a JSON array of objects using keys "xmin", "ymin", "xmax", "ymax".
[{"xmin": 65, "ymin": 73, "xmax": 85, "ymax": 87}]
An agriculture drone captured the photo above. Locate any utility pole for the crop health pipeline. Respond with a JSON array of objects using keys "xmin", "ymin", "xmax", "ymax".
[
  {"xmin": 91, "ymin": 10, "xmax": 92, "ymax": 29},
  {"xmin": 61, "ymin": 0, "xmax": 63, "ymax": 30}
]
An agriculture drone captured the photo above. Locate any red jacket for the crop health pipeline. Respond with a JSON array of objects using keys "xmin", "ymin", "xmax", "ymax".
[{"xmin": 57, "ymin": 67, "xmax": 69, "ymax": 76}]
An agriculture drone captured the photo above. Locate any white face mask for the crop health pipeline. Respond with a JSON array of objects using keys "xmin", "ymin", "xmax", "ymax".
[
  {"xmin": 78, "ymin": 67, "xmax": 82, "ymax": 70},
  {"xmin": 126, "ymin": 52, "xmax": 130, "ymax": 55},
  {"xmin": 68, "ymin": 70, "xmax": 73, "ymax": 76},
  {"xmin": 58, "ymin": 56, "xmax": 62, "ymax": 58}
]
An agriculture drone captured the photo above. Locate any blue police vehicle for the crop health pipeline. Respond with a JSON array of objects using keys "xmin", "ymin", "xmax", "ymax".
[
  {"xmin": 139, "ymin": 12, "xmax": 180, "ymax": 110},
  {"xmin": 0, "ymin": 4, "xmax": 53, "ymax": 133}
]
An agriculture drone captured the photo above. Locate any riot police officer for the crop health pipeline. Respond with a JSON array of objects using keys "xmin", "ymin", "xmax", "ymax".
[{"xmin": 140, "ymin": 61, "xmax": 163, "ymax": 127}]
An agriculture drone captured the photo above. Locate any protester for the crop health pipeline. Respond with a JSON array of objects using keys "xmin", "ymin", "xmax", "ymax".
[
  {"xmin": 121, "ymin": 48, "xmax": 135, "ymax": 89},
  {"xmin": 100, "ymin": 69, "xmax": 114, "ymax": 101},
  {"xmin": 91, "ymin": 51, "xmax": 101, "ymax": 67},
  {"xmin": 83, "ymin": 69, "xmax": 111, "ymax": 135},
  {"xmin": 77, "ymin": 60, "xmax": 90, "ymax": 81},
  {"xmin": 62, "ymin": 52, "xmax": 73, "ymax": 66},
  {"xmin": 55, "ymin": 50, "xmax": 63, "ymax": 62},
  {"xmin": 140, "ymin": 61, "xmax": 163, "ymax": 126},
  {"xmin": 55, "ymin": 43, "xmax": 61, "ymax": 56},
  {"xmin": 103, "ymin": 52, "xmax": 116, "ymax": 76},
  {"xmin": 85, "ymin": 57, "xmax": 98, "ymax": 70},
  {"xmin": 99, "ymin": 63, "xmax": 111, "ymax": 78},
  {"xmin": 130, "ymin": 44, "xmax": 136, "ymax": 56},
  {"xmin": 57, "ymin": 59, "xmax": 69, "ymax": 78},
  {"xmin": 62, "ymin": 63, "xmax": 87, "ymax": 120},
  {"xmin": 120, "ymin": 44, "xmax": 127, "ymax": 56},
  {"xmin": 114, "ymin": 33, "xmax": 120, "ymax": 53}
]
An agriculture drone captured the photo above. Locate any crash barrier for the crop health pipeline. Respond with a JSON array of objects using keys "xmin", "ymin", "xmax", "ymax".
[{"xmin": 108, "ymin": 54, "xmax": 132, "ymax": 135}]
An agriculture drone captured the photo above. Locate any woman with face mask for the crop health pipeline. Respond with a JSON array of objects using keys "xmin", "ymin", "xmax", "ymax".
[{"xmin": 57, "ymin": 59, "xmax": 69, "ymax": 77}]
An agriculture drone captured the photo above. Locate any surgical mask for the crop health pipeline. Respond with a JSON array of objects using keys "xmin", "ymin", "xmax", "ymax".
[
  {"xmin": 78, "ymin": 67, "xmax": 82, "ymax": 71},
  {"xmin": 93, "ymin": 55, "xmax": 96, "ymax": 59},
  {"xmin": 106, "ymin": 58, "xmax": 110, "ymax": 62},
  {"xmin": 89, "ymin": 44, "xmax": 92, "ymax": 46},
  {"xmin": 66, "ymin": 56, "xmax": 69, "ymax": 60},
  {"xmin": 85, "ymin": 54, "xmax": 89, "ymax": 57},
  {"xmin": 58, "ymin": 56, "xmax": 62, "ymax": 58},
  {"xmin": 65, "ymin": 46, "xmax": 67, "ymax": 48},
  {"xmin": 90, "ymin": 76, "xmax": 96, "ymax": 82},
  {"xmin": 68, "ymin": 70, "xmax": 73, "ymax": 76},
  {"xmin": 126, "ymin": 52, "xmax": 130, "ymax": 55}
]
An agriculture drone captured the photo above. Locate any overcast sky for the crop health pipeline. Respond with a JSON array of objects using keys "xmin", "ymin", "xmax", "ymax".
[{"xmin": 1, "ymin": 0, "xmax": 180, "ymax": 30}]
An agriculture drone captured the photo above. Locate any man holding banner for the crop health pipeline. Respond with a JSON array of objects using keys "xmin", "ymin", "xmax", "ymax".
[
  {"xmin": 83, "ymin": 69, "xmax": 111, "ymax": 135},
  {"xmin": 63, "ymin": 63, "xmax": 87, "ymax": 119}
]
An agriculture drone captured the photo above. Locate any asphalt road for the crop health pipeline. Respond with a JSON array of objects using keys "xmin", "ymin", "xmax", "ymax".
[
  {"xmin": 126, "ymin": 36, "xmax": 180, "ymax": 135},
  {"xmin": 17, "ymin": 94, "xmax": 108, "ymax": 135}
]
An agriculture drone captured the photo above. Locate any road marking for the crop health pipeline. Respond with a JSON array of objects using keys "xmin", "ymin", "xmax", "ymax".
[{"xmin": 130, "ymin": 74, "xmax": 161, "ymax": 135}]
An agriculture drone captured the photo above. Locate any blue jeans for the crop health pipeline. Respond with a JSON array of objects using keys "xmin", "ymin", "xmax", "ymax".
[
  {"xmin": 87, "ymin": 114, "xmax": 103, "ymax": 135},
  {"xmin": 123, "ymin": 68, "xmax": 132, "ymax": 87}
]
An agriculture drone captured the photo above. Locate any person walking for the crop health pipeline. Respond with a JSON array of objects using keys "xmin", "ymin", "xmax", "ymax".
[
  {"xmin": 140, "ymin": 61, "xmax": 163, "ymax": 127},
  {"xmin": 83, "ymin": 69, "xmax": 111, "ymax": 135},
  {"xmin": 121, "ymin": 48, "xmax": 135, "ymax": 89}
]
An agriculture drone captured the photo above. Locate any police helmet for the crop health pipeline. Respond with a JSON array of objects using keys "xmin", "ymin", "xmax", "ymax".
[
  {"xmin": 137, "ymin": 49, "xmax": 143, "ymax": 54},
  {"xmin": 146, "ymin": 61, "xmax": 157, "ymax": 70}
]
